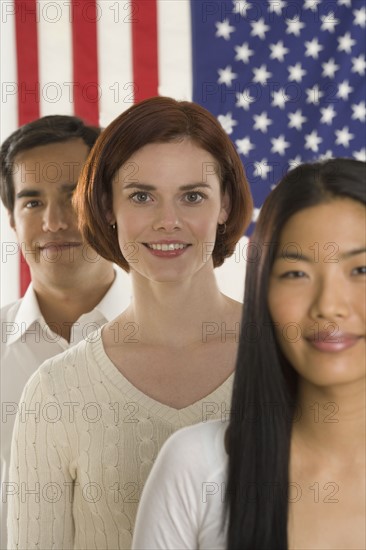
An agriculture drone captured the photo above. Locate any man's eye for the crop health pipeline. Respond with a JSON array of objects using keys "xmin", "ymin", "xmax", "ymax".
[
  {"xmin": 25, "ymin": 200, "xmax": 41, "ymax": 208},
  {"xmin": 352, "ymin": 265, "xmax": 366, "ymax": 275},
  {"xmin": 129, "ymin": 192, "xmax": 151, "ymax": 203},
  {"xmin": 185, "ymin": 192, "xmax": 204, "ymax": 203}
]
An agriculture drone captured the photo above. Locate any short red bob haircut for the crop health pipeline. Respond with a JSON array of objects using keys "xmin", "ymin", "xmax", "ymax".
[{"xmin": 74, "ymin": 96, "xmax": 253, "ymax": 271}]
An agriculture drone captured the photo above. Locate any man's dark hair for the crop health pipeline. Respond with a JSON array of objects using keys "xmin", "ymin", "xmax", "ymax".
[{"xmin": 0, "ymin": 115, "xmax": 101, "ymax": 212}]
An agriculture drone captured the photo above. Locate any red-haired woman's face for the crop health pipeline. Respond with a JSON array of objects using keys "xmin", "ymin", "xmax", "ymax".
[
  {"xmin": 109, "ymin": 138, "xmax": 230, "ymax": 284},
  {"xmin": 268, "ymin": 199, "xmax": 366, "ymax": 390}
]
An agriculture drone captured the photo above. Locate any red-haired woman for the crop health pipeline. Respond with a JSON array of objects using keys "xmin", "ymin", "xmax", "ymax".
[{"xmin": 8, "ymin": 97, "xmax": 252, "ymax": 550}]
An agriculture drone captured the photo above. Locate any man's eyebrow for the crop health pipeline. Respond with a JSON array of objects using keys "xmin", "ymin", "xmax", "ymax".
[
  {"xmin": 16, "ymin": 189, "xmax": 41, "ymax": 199},
  {"xmin": 16, "ymin": 183, "xmax": 77, "ymax": 199},
  {"xmin": 122, "ymin": 182, "xmax": 212, "ymax": 191},
  {"xmin": 61, "ymin": 183, "xmax": 77, "ymax": 192}
]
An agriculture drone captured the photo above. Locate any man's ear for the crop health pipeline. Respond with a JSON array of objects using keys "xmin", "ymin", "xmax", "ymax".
[
  {"xmin": 219, "ymin": 190, "xmax": 231, "ymax": 224},
  {"xmin": 8, "ymin": 210, "xmax": 16, "ymax": 231}
]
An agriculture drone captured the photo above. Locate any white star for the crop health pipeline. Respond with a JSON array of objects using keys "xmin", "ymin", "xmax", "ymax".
[
  {"xmin": 253, "ymin": 111, "xmax": 273, "ymax": 133},
  {"xmin": 322, "ymin": 58, "xmax": 340, "ymax": 79},
  {"xmin": 271, "ymin": 134, "xmax": 290, "ymax": 156},
  {"xmin": 306, "ymin": 84, "xmax": 324, "ymax": 105},
  {"xmin": 351, "ymin": 54, "xmax": 366, "ymax": 76},
  {"xmin": 285, "ymin": 17, "xmax": 305, "ymax": 36},
  {"xmin": 335, "ymin": 126, "xmax": 354, "ymax": 148},
  {"xmin": 351, "ymin": 101, "xmax": 366, "ymax": 123},
  {"xmin": 320, "ymin": 105, "xmax": 337, "ymax": 125},
  {"xmin": 267, "ymin": 0, "xmax": 287, "ymax": 15},
  {"xmin": 337, "ymin": 0, "xmax": 351, "ymax": 7},
  {"xmin": 252, "ymin": 64, "xmax": 273, "ymax": 85},
  {"xmin": 272, "ymin": 88, "xmax": 290, "ymax": 109},
  {"xmin": 236, "ymin": 136, "xmax": 255, "ymax": 155},
  {"xmin": 252, "ymin": 207, "xmax": 261, "ymax": 222},
  {"xmin": 253, "ymin": 65, "xmax": 272, "ymax": 86},
  {"xmin": 234, "ymin": 42, "xmax": 254, "ymax": 64},
  {"xmin": 305, "ymin": 130, "xmax": 322, "ymax": 152},
  {"xmin": 288, "ymin": 62, "xmax": 306, "ymax": 83},
  {"xmin": 250, "ymin": 18, "xmax": 270, "ymax": 40},
  {"xmin": 288, "ymin": 109, "xmax": 307, "ymax": 131},
  {"xmin": 233, "ymin": 1, "xmax": 252, "ymax": 17},
  {"xmin": 337, "ymin": 80, "xmax": 353, "ymax": 101},
  {"xmin": 253, "ymin": 158, "xmax": 272, "ymax": 179},
  {"xmin": 215, "ymin": 19, "xmax": 236, "ymax": 40},
  {"xmin": 353, "ymin": 148, "xmax": 366, "ymax": 162},
  {"xmin": 217, "ymin": 112, "xmax": 238, "ymax": 135},
  {"xmin": 288, "ymin": 155, "xmax": 302, "ymax": 170},
  {"xmin": 236, "ymin": 90, "xmax": 256, "ymax": 111},
  {"xmin": 269, "ymin": 40, "xmax": 289, "ymax": 62},
  {"xmin": 218, "ymin": 66, "xmax": 238, "ymax": 86},
  {"xmin": 318, "ymin": 150, "xmax": 334, "ymax": 161},
  {"xmin": 320, "ymin": 12, "xmax": 339, "ymax": 33},
  {"xmin": 305, "ymin": 37, "xmax": 324, "ymax": 59},
  {"xmin": 353, "ymin": 6, "xmax": 366, "ymax": 28},
  {"xmin": 304, "ymin": 0, "xmax": 321, "ymax": 10},
  {"xmin": 337, "ymin": 32, "xmax": 356, "ymax": 54}
]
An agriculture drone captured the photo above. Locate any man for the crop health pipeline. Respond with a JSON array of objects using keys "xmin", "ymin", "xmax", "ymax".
[{"xmin": 0, "ymin": 115, "xmax": 131, "ymax": 548}]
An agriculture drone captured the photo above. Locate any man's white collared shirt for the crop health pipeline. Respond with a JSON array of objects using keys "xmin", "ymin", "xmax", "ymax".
[{"xmin": 0, "ymin": 269, "xmax": 131, "ymax": 548}]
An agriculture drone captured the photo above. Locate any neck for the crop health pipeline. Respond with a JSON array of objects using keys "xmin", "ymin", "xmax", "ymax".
[
  {"xmin": 121, "ymin": 266, "xmax": 239, "ymax": 347},
  {"xmin": 32, "ymin": 264, "xmax": 115, "ymax": 341},
  {"xmin": 293, "ymin": 379, "xmax": 365, "ymax": 463}
]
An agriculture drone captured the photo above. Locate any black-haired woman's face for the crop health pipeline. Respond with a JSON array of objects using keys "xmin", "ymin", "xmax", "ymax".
[{"xmin": 267, "ymin": 198, "xmax": 366, "ymax": 389}]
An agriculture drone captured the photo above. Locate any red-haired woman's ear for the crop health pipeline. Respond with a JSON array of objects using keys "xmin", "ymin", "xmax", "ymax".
[{"xmin": 219, "ymin": 190, "xmax": 231, "ymax": 224}]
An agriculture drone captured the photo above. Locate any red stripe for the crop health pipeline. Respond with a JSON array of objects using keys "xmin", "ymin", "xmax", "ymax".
[
  {"xmin": 15, "ymin": 0, "xmax": 40, "ymax": 295},
  {"xmin": 14, "ymin": 0, "xmax": 40, "ymax": 125},
  {"xmin": 132, "ymin": 0, "xmax": 159, "ymax": 102},
  {"xmin": 71, "ymin": 0, "xmax": 99, "ymax": 125}
]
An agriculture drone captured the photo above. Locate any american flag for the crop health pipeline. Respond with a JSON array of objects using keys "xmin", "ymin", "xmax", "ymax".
[
  {"xmin": 191, "ymin": 0, "xmax": 366, "ymax": 219},
  {"xmin": 1, "ymin": 0, "xmax": 365, "ymax": 300}
]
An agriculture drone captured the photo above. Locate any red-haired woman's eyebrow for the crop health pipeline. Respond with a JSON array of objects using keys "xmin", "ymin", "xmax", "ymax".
[
  {"xmin": 123, "ymin": 182, "xmax": 212, "ymax": 191},
  {"xmin": 179, "ymin": 183, "xmax": 211, "ymax": 191}
]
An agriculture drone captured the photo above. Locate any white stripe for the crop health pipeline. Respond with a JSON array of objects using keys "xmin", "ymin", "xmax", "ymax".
[
  {"xmin": 0, "ymin": 0, "xmax": 20, "ymax": 305},
  {"xmin": 0, "ymin": 205, "xmax": 19, "ymax": 307},
  {"xmin": 0, "ymin": 0, "xmax": 18, "ymax": 138},
  {"xmin": 37, "ymin": 0, "xmax": 73, "ymax": 116},
  {"xmin": 97, "ymin": 0, "xmax": 134, "ymax": 127},
  {"xmin": 157, "ymin": 0, "xmax": 192, "ymax": 100}
]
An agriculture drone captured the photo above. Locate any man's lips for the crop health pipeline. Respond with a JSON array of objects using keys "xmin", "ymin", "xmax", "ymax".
[
  {"xmin": 304, "ymin": 331, "xmax": 363, "ymax": 352},
  {"xmin": 37, "ymin": 242, "xmax": 82, "ymax": 250}
]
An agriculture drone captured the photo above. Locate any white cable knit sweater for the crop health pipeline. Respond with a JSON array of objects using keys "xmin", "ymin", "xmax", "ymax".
[{"xmin": 7, "ymin": 329, "xmax": 233, "ymax": 550}]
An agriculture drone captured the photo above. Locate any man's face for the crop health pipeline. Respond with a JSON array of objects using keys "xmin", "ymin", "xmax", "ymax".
[{"xmin": 10, "ymin": 139, "xmax": 100, "ymax": 287}]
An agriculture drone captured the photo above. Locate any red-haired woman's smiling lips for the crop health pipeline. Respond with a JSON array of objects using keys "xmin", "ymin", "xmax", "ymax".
[
  {"xmin": 304, "ymin": 331, "xmax": 364, "ymax": 352},
  {"xmin": 144, "ymin": 241, "xmax": 191, "ymax": 258}
]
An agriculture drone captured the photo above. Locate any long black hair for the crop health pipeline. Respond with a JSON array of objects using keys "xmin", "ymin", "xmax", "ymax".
[{"xmin": 225, "ymin": 158, "xmax": 366, "ymax": 550}]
